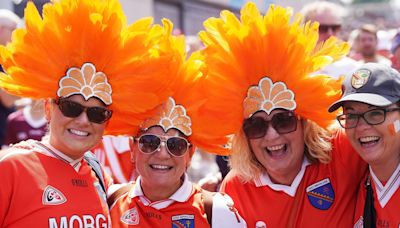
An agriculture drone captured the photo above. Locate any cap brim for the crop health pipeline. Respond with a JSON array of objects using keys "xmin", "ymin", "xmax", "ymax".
[{"xmin": 328, "ymin": 93, "xmax": 396, "ymax": 112}]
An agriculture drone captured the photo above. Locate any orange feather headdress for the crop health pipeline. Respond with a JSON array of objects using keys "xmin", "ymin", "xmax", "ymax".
[
  {"xmin": 0, "ymin": 0, "xmax": 182, "ymax": 135},
  {"xmin": 139, "ymin": 51, "xmax": 230, "ymax": 155},
  {"xmin": 198, "ymin": 3, "xmax": 348, "ymax": 137}
]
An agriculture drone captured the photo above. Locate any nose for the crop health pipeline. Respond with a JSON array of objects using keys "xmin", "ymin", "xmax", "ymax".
[
  {"xmin": 263, "ymin": 123, "xmax": 280, "ymax": 140},
  {"xmin": 355, "ymin": 116, "xmax": 371, "ymax": 131},
  {"xmin": 154, "ymin": 141, "xmax": 172, "ymax": 158},
  {"xmin": 74, "ymin": 111, "xmax": 90, "ymax": 125},
  {"xmin": 326, "ymin": 27, "xmax": 336, "ymax": 36}
]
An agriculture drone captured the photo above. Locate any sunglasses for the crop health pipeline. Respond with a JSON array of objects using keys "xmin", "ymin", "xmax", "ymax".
[
  {"xmin": 243, "ymin": 111, "xmax": 298, "ymax": 139},
  {"xmin": 54, "ymin": 98, "xmax": 113, "ymax": 124},
  {"xmin": 319, "ymin": 24, "xmax": 341, "ymax": 33},
  {"xmin": 136, "ymin": 134, "xmax": 191, "ymax": 157},
  {"xmin": 337, "ymin": 108, "xmax": 400, "ymax": 129}
]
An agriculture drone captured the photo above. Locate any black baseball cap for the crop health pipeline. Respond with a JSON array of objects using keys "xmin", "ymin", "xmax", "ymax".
[{"xmin": 328, "ymin": 63, "xmax": 400, "ymax": 112}]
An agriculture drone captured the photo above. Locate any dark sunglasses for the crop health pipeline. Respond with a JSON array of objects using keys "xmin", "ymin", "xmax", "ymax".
[
  {"xmin": 136, "ymin": 134, "xmax": 191, "ymax": 157},
  {"xmin": 337, "ymin": 108, "xmax": 400, "ymax": 129},
  {"xmin": 243, "ymin": 111, "xmax": 298, "ymax": 139},
  {"xmin": 319, "ymin": 24, "xmax": 341, "ymax": 33},
  {"xmin": 54, "ymin": 98, "xmax": 112, "ymax": 124}
]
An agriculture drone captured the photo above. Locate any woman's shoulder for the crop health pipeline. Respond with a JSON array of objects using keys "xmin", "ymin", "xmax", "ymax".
[{"xmin": 0, "ymin": 139, "xmax": 39, "ymax": 162}]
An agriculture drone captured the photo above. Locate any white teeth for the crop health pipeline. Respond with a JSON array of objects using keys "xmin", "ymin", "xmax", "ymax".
[
  {"xmin": 267, "ymin": 144, "xmax": 285, "ymax": 151},
  {"xmin": 69, "ymin": 129, "xmax": 89, "ymax": 136},
  {"xmin": 151, "ymin": 164, "xmax": 170, "ymax": 170},
  {"xmin": 359, "ymin": 136, "xmax": 379, "ymax": 143}
]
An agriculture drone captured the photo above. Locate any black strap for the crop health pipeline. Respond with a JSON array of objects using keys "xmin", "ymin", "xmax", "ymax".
[
  {"xmin": 363, "ymin": 175, "xmax": 376, "ymax": 228},
  {"xmin": 201, "ymin": 190, "xmax": 215, "ymax": 225},
  {"xmin": 84, "ymin": 152, "xmax": 107, "ymax": 195}
]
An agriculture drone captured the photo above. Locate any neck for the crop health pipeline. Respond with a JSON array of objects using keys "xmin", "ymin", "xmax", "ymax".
[
  {"xmin": 268, "ymin": 164, "xmax": 302, "ymax": 186},
  {"xmin": 362, "ymin": 55, "xmax": 377, "ymax": 63},
  {"xmin": 141, "ymin": 178, "xmax": 183, "ymax": 202},
  {"xmin": 370, "ymin": 157, "xmax": 400, "ymax": 183}
]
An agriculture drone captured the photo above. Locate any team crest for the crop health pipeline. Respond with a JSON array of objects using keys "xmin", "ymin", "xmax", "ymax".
[
  {"xmin": 351, "ymin": 69, "xmax": 371, "ymax": 89},
  {"xmin": 121, "ymin": 207, "xmax": 140, "ymax": 225},
  {"xmin": 42, "ymin": 185, "xmax": 67, "ymax": 205},
  {"xmin": 172, "ymin": 214, "xmax": 194, "ymax": 228},
  {"xmin": 306, "ymin": 178, "xmax": 335, "ymax": 210}
]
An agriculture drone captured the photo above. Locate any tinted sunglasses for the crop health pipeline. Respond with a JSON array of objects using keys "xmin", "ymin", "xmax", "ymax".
[
  {"xmin": 136, "ymin": 134, "xmax": 191, "ymax": 157},
  {"xmin": 319, "ymin": 24, "xmax": 341, "ymax": 33},
  {"xmin": 54, "ymin": 98, "xmax": 112, "ymax": 124},
  {"xmin": 243, "ymin": 111, "xmax": 298, "ymax": 139}
]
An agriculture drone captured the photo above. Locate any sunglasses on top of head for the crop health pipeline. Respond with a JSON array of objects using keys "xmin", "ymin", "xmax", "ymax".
[
  {"xmin": 243, "ymin": 111, "xmax": 298, "ymax": 139},
  {"xmin": 136, "ymin": 134, "xmax": 191, "ymax": 157},
  {"xmin": 54, "ymin": 98, "xmax": 113, "ymax": 124}
]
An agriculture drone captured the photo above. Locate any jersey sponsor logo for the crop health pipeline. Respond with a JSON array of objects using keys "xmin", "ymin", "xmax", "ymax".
[
  {"xmin": 306, "ymin": 178, "xmax": 335, "ymax": 210},
  {"xmin": 49, "ymin": 214, "xmax": 107, "ymax": 228},
  {"xmin": 144, "ymin": 211, "xmax": 162, "ymax": 220},
  {"xmin": 172, "ymin": 214, "xmax": 194, "ymax": 228},
  {"xmin": 71, "ymin": 179, "xmax": 88, "ymax": 187},
  {"xmin": 42, "ymin": 185, "xmax": 67, "ymax": 205},
  {"xmin": 121, "ymin": 207, "xmax": 139, "ymax": 225}
]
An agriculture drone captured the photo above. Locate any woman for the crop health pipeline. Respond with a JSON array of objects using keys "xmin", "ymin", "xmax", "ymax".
[
  {"xmin": 0, "ymin": 0, "xmax": 178, "ymax": 226},
  {"xmin": 108, "ymin": 49, "xmax": 246, "ymax": 227},
  {"xmin": 198, "ymin": 3, "xmax": 367, "ymax": 227},
  {"xmin": 329, "ymin": 63, "xmax": 400, "ymax": 227}
]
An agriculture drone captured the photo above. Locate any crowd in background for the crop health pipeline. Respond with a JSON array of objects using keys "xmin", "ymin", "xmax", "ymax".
[
  {"xmin": 1, "ymin": 0, "xmax": 400, "ymax": 227},
  {"xmin": 1, "ymin": 1, "xmax": 400, "ymax": 189}
]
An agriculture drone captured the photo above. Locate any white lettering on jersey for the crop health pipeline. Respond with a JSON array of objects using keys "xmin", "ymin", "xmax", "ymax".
[{"xmin": 49, "ymin": 214, "xmax": 107, "ymax": 228}]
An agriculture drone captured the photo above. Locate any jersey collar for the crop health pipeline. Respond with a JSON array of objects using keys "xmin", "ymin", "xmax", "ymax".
[
  {"xmin": 254, "ymin": 157, "xmax": 311, "ymax": 197},
  {"xmin": 370, "ymin": 162, "xmax": 400, "ymax": 208},
  {"xmin": 129, "ymin": 173, "xmax": 193, "ymax": 210}
]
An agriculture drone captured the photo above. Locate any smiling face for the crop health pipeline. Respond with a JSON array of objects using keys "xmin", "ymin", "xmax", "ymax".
[
  {"xmin": 45, "ymin": 94, "xmax": 107, "ymax": 159},
  {"xmin": 248, "ymin": 110, "xmax": 305, "ymax": 185},
  {"xmin": 343, "ymin": 101, "xmax": 400, "ymax": 167},
  {"xmin": 134, "ymin": 126, "xmax": 192, "ymax": 198}
]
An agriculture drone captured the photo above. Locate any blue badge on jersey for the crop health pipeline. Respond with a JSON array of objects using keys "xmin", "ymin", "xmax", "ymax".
[
  {"xmin": 306, "ymin": 178, "xmax": 335, "ymax": 210},
  {"xmin": 172, "ymin": 214, "xmax": 194, "ymax": 228}
]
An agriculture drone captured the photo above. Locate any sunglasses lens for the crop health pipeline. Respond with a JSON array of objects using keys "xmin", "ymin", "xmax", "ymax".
[
  {"xmin": 166, "ymin": 137, "xmax": 189, "ymax": 156},
  {"xmin": 87, "ymin": 107, "xmax": 112, "ymax": 124},
  {"xmin": 138, "ymin": 135, "xmax": 161, "ymax": 153},
  {"xmin": 319, "ymin": 24, "xmax": 341, "ymax": 33},
  {"xmin": 272, "ymin": 112, "xmax": 297, "ymax": 134},
  {"xmin": 243, "ymin": 117, "xmax": 267, "ymax": 139},
  {"xmin": 58, "ymin": 100, "xmax": 84, "ymax": 118}
]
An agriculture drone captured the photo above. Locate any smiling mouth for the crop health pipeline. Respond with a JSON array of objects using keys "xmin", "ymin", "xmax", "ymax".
[
  {"xmin": 265, "ymin": 144, "xmax": 287, "ymax": 158},
  {"xmin": 359, "ymin": 136, "xmax": 380, "ymax": 147},
  {"xmin": 68, "ymin": 129, "xmax": 89, "ymax": 137},
  {"xmin": 150, "ymin": 164, "xmax": 172, "ymax": 171}
]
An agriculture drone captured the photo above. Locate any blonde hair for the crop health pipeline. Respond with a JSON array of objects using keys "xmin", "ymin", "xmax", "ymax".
[
  {"xmin": 230, "ymin": 119, "xmax": 332, "ymax": 183},
  {"xmin": 301, "ymin": 1, "xmax": 346, "ymax": 23}
]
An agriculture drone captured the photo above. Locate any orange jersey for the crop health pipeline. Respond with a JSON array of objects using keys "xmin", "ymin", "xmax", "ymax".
[
  {"xmin": 353, "ymin": 165, "xmax": 400, "ymax": 228},
  {"xmin": 91, "ymin": 135, "xmax": 135, "ymax": 184},
  {"xmin": 221, "ymin": 130, "xmax": 367, "ymax": 227},
  {"xmin": 0, "ymin": 140, "xmax": 111, "ymax": 227},
  {"xmin": 110, "ymin": 176, "xmax": 246, "ymax": 228}
]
